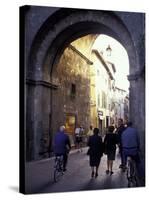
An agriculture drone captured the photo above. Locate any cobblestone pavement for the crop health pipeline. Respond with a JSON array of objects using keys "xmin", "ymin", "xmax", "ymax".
[{"xmin": 25, "ymin": 148, "xmax": 137, "ymax": 194}]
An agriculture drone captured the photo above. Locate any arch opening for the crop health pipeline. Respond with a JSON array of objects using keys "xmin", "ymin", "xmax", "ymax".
[{"xmin": 50, "ymin": 33, "xmax": 130, "ymax": 146}]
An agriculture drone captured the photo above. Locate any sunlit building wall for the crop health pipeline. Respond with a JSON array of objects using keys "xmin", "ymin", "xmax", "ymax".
[
  {"xmin": 52, "ymin": 35, "xmax": 96, "ymax": 146},
  {"xmin": 113, "ymin": 87, "xmax": 129, "ymax": 126},
  {"xmin": 91, "ymin": 50, "xmax": 116, "ymax": 135}
]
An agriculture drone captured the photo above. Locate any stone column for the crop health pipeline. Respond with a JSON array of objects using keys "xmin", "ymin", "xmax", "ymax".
[
  {"xmin": 26, "ymin": 79, "xmax": 58, "ymax": 161},
  {"xmin": 128, "ymin": 70, "xmax": 145, "ymax": 158},
  {"xmin": 26, "ymin": 83, "xmax": 43, "ymax": 161}
]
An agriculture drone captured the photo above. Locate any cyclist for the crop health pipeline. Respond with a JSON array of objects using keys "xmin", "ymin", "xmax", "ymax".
[
  {"xmin": 121, "ymin": 121, "xmax": 140, "ymax": 172},
  {"xmin": 53, "ymin": 125, "xmax": 71, "ymax": 171}
]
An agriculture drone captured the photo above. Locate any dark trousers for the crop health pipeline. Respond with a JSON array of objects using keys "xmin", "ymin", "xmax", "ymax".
[
  {"xmin": 122, "ymin": 150, "xmax": 145, "ymax": 178},
  {"xmin": 63, "ymin": 153, "xmax": 68, "ymax": 169},
  {"xmin": 122, "ymin": 148, "xmax": 140, "ymax": 166},
  {"xmin": 119, "ymin": 146, "xmax": 125, "ymax": 166}
]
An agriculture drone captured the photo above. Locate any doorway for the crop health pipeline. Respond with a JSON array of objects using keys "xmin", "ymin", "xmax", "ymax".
[{"xmin": 65, "ymin": 114, "xmax": 76, "ymax": 147}]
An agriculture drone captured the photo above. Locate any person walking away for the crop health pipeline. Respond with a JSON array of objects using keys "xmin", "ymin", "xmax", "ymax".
[
  {"xmin": 86, "ymin": 125, "xmax": 93, "ymax": 143},
  {"xmin": 87, "ymin": 125, "xmax": 94, "ymax": 137},
  {"xmin": 87, "ymin": 128, "xmax": 103, "ymax": 178},
  {"xmin": 75, "ymin": 126, "xmax": 82, "ymax": 152},
  {"xmin": 124, "ymin": 119, "xmax": 128, "ymax": 128},
  {"xmin": 116, "ymin": 118, "xmax": 126, "ymax": 169},
  {"xmin": 80, "ymin": 126, "xmax": 84, "ymax": 150},
  {"xmin": 104, "ymin": 126, "xmax": 118, "ymax": 175},
  {"xmin": 53, "ymin": 125, "xmax": 71, "ymax": 171}
]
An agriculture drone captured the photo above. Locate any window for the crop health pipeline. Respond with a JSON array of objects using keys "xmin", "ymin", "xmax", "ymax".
[
  {"xmin": 70, "ymin": 83, "xmax": 76, "ymax": 99},
  {"xmin": 98, "ymin": 93, "xmax": 100, "ymax": 107},
  {"xmin": 108, "ymin": 79, "xmax": 111, "ymax": 90},
  {"xmin": 102, "ymin": 91, "xmax": 107, "ymax": 108}
]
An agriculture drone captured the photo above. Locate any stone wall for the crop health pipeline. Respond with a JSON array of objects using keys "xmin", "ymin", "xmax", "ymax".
[{"xmin": 51, "ymin": 35, "xmax": 95, "ymax": 142}]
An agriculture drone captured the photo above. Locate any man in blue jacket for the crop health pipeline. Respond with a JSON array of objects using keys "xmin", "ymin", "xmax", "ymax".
[
  {"xmin": 53, "ymin": 125, "xmax": 71, "ymax": 171},
  {"xmin": 121, "ymin": 121, "xmax": 140, "ymax": 169}
]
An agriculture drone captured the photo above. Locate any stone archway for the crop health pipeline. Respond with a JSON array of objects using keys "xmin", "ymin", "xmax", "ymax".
[
  {"xmin": 26, "ymin": 8, "xmax": 144, "ymax": 161},
  {"xmin": 29, "ymin": 9, "xmax": 138, "ymax": 79}
]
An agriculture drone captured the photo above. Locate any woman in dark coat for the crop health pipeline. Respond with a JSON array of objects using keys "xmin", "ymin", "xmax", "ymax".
[
  {"xmin": 104, "ymin": 126, "xmax": 118, "ymax": 175},
  {"xmin": 87, "ymin": 128, "xmax": 103, "ymax": 178}
]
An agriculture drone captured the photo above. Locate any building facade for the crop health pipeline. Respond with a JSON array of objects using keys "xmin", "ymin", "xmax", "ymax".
[
  {"xmin": 112, "ymin": 87, "xmax": 129, "ymax": 126},
  {"xmin": 91, "ymin": 50, "xmax": 116, "ymax": 135}
]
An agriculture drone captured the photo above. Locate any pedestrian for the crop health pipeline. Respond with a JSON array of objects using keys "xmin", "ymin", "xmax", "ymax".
[
  {"xmin": 87, "ymin": 125, "xmax": 94, "ymax": 137},
  {"xmin": 87, "ymin": 128, "xmax": 103, "ymax": 178},
  {"xmin": 75, "ymin": 125, "xmax": 83, "ymax": 152},
  {"xmin": 115, "ymin": 118, "xmax": 126, "ymax": 169},
  {"xmin": 104, "ymin": 125, "xmax": 118, "ymax": 175},
  {"xmin": 86, "ymin": 125, "xmax": 93, "ymax": 144},
  {"xmin": 124, "ymin": 119, "xmax": 128, "ymax": 128},
  {"xmin": 80, "ymin": 126, "xmax": 85, "ymax": 147},
  {"xmin": 53, "ymin": 125, "xmax": 71, "ymax": 171},
  {"xmin": 114, "ymin": 125, "xmax": 118, "ymax": 133}
]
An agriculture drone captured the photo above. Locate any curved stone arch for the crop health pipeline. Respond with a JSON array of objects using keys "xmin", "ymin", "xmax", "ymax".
[
  {"xmin": 28, "ymin": 8, "xmax": 138, "ymax": 81},
  {"xmin": 27, "ymin": 8, "xmax": 143, "ymax": 160}
]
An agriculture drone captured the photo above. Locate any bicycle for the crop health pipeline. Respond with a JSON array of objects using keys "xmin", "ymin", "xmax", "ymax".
[
  {"xmin": 126, "ymin": 156, "xmax": 138, "ymax": 187},
  {"xmin": 54, "ymin": 155, "xmax": 64, "ymax": 182}
]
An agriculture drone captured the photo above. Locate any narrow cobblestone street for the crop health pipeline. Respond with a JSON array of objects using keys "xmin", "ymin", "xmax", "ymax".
[{"xmin": 25, "ymin": 148, "xmax": 131, "ymax": 194}]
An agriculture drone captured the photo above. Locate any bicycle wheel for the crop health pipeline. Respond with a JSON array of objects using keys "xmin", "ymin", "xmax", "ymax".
[
  {"xmin": 54, "ymin": 157, "xmax": 64, "ymax": 182},
  {"xmin": 131, "ymin": 162, "xmax": 138, "ymax": 187},
  {"xmin": 127, "ymin": 159, "xmax": 137, "ymax": 187},
  {"xmin": 127, "ymin": 160, "xmax": 132, "ymax": 187},
  {"xmin": 54, "ymin": 168, "xmax": 63, "ymax": 182}
]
